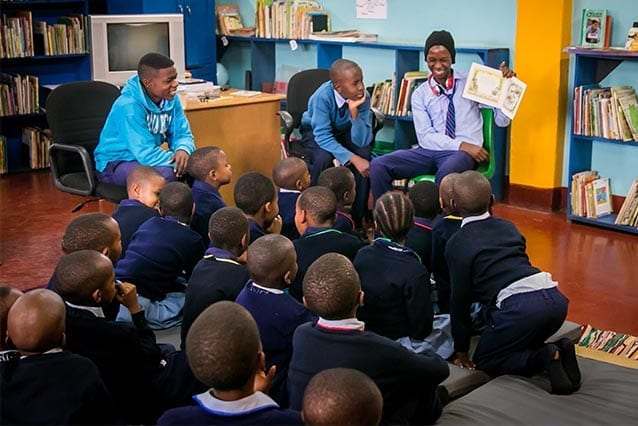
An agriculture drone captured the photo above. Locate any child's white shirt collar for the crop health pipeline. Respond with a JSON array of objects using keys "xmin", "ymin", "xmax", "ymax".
[
  {"xmin": 194, "ymin": 390, "xmax": 279, "ymax": 415},
  {"xmin": 461, "ymin": 211, "xmax": 491, "ymax": 228},
  {"xmin": 317, "ymin": 317, "xmax": 365, "ymax": 331},
  {"xmin": 64, "ymin": 301, "xmax": 105, "ymax": 318},
  {"xmin": 333, "ymin": 89, "xmax": 347, "ymax": 108}
]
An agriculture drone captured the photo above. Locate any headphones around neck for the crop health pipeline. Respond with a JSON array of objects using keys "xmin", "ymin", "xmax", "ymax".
[{"xmin": 429, "ymin": 73, "xmax": 455, "ymax": 96}]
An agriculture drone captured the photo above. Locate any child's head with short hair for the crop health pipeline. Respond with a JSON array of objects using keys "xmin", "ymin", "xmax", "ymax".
[
  {"xmin": 374, "ymin": 192, "xmax": 414, "ymax": 244},
  {"xmin": 187, "ymin": 146, "xmax": 232, "ymax": 189},
  {"xmin": 295, "ymin": 186, "xmax": 337, "ymax": 235},
  {"xmin": 272, "ymin": 157, "xmax": 311, "ymax": 192},
  {"xmin": 0, "ymin": 286, "xmax": 24, "ymax": 350},
  {"xmin": 233, "ymin": 172, "xmax": 279, "ymax": 227},
  {"xmin": 54, "ymin": 250, "xmax": 116, "ymax": 307},
  {"xmin": 317, "ymin": 167, "xmax": 356, "ymax": 210},
  {"xmin": 302, "ymin": 368, "xmax": 383, "ymax": 426},
  {"xmin": 439, "ymin": 173, "xmax": 460, "ymax": 214},
  {"xmin": 247, "ymin": 234, "xmax": 297, "ymax": 290},
  {"xmin": 409, "ymin": 180, "xmax": 441, "ymax": 220},
  {"xmin": 61, "ymin": 213, "xmax": 122, "ymax": 263},
  {"xmin": 208, "ymin": 207, "xmax": 249, "ymax": 257},
  {"xmin": 159, "ymin": 182, "xmax": 194, "ymax": 224},
  {"xmin": 186, "ymin": 301, "xmax": 264, "ymax": 394},
  {"xmin": 330, "ymin": 59, "xmax": 365, "ymax": 101},
  {"xmin": 126, "ymin": 165, "xmax": 166, "ymax": 209},
  {"xmin": 451, "ymin": 170, "xmax": 493, "ymax": 217},
  {"xmin": 302, "ymin": 253, "xmax": 362, "ymax": 320},
  {"xmin": 6, "ymin": 289, "xmax": 65, "ymax": 355}
]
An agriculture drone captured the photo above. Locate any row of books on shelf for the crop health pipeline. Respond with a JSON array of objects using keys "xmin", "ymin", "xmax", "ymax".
[
  {"xmin": 578, "ymin": 324, "xmax": 638, "ymax": 359},
  {"xmin": 217, "ymin": 1, "xmax": 330, "ymax": 39},
  {"xmin": 0, "ymin": 72, "xmax": 39, "ymax": 117},
  {"xmin": 615, "ymin": 178, "xmax": 638, "ymax": 227},
  {"xmin": 1, "ymin": 11, "xmax": 87, "ymax": 59},
  {"xmin": 370, "ymin": 70, "xmax": 429, "ymax": 116},
  {"xmin": 573, "ymin": 84, "xmax": 638, "ymax": 141},
  {"xmin": 0, "ymin": 136, "xmax": 6, "ymax": 174},
  {"xmin": 22, "ymin": 126, "xmax": 51, "ymax": 170},
  {"xmin": 570, "ymin": 171, "xmax": 613, "ymax": 219}
]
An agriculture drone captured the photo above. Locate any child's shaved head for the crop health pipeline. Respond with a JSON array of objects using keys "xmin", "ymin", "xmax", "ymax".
[
  {"xmin": 452, "ymin": 170, "xmax": 493, "ymax": 217},
  {"xmin": 54, "ymin": 250, "xmax": 114, "ymax": 306},
  {"xmin": 0, "ymin": 286, "xmax": 24, "ymax": 350},
  {"xmin": 273, "ymin": 157, "xmax": 310, "ymax": 191},
  {"xmin": 7, "ymin": 289, "xmax": 65, "ymax": 354},
  {"xmin": 439, "ymin": 173, "xmax": 460, "ymax": 213},
  {"xmin": 247, "ymin": 234, "xmax": 297, "ymax": 289}
]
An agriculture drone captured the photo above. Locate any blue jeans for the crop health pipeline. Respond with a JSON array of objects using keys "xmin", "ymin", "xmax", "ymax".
[{"xmin": 369, "ymin": 147, "xmax": 475, "ymax": 201}]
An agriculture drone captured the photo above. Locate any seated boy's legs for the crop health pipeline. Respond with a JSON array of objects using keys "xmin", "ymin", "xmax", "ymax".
[
  {"xmin": 99, "ymin": 160, "xmax": 176, "ymax": 186},
  {"xmin": 117, "ymin": 291, "xmax": 185, "ymax": 329},
  {"xmin": 370, "ymin": 147, "xmax": 438, "ymax": 200},
  {"xmin": 472, "ymin": 287, "xmax": 568, "ymax": 377},
  {"xmin": 433, "ymin": 150, "xmax": 476, "ymax": 184}
]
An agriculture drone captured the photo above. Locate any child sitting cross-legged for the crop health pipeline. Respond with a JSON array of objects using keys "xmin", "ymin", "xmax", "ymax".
[
  {"xmin": 1, "ymin": 289, "xmax": 116, "ymax": 425},
  {"xmin": 181, "ymin": 207, "xmax": 251, "ymax": 348},
  {"xmin": 447, "ymin": 170, "xmax": 580, "ymax": 395},
  {"xmin": 236, "ymin": 234, "xmax": 316, "ymax": 407},
  {"xmin": 234, "ymin": 172, "xmax": 282, "ymax": 243},
  {"xmin": 273, "ymin": 157, "xmax": 311, "ymax": 240},
  {"xmin": 288, "ymin": 253, "xmax": 449, "ymax": 425},
  {"xmin": 158, "ymin": 301, "xmax": 302, "ymax": 425},
  {"xmin": 187, "ymin": 146, "xmax": 232, "ymax": 245}
]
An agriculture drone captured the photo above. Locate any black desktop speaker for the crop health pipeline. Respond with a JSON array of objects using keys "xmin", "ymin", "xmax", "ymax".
[{"xmin": 245, "ymin": 70, "xmax": 252, "ymax": 90}]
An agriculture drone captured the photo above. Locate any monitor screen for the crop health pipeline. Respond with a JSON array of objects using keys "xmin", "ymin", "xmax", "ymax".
[{"xmin": 107, "ymin": 23, "xmax": 170, "ymax": 72}]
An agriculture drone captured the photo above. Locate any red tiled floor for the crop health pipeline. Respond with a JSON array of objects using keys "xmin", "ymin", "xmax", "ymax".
[{"xmin": 1, "ymin": 170, "xmax": 637, "ymax": 335}]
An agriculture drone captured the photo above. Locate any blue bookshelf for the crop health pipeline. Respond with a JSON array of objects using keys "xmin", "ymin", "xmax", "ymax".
[{"xmin": 566, "ymin": 47, "xmax": 638, "ymax": 235}]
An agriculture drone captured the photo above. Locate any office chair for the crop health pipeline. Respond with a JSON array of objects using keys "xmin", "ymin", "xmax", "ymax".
[
  {"xmin": 407, "ymin": 107, "xmax": 496, "ymax": 188},
  {"xmin": 278, "ymin": 68, "xmax": 386, "ymax": 159},
  {"xmin": 47, "ymin": 81, "xmax": 128, "ymax": 208}
]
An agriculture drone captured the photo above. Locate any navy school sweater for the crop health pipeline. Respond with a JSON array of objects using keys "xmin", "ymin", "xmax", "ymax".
[
  {"xmin": 278, "ymin": 189, "xmax": 301, "ymax": 240},
  {"xmin": 333, "ymin": 208, "xmax": 356, "ymax": 234},
  {"xmin": 190, "ymin": 180, "xmax": 226, "ymax": 246},
  {"xmin": 112, "ymin": 199, "xmax": 160, "ymax": 259},
  {"xmin": 248, "ymin": 218, "xmax": 266, "ymax": 244},
  {"xmin": 290, "ymin": 227, "xmax": 364, "ymax": 301},
  {"xmin": 288, "ymin": 322, "xmax": 449, "ymax": 425},
  {"xmin": 115, "ymin": 216, "xmax": 206, "ymax": 301},
  {"xmin": 405, "ymin": 216, "xmax": 436, "ymax": 271},
  {"xmin": 431, "ymin": 215, "xmax": 462, "ymax": 291},
  {"xmin": 354, "ymin": 238, "xmax": 433, "ymax": 340}
]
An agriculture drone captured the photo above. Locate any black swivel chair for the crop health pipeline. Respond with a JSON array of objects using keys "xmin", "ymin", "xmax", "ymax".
[
  {"xmin": 278, "ymin": 68, "xmax": 385, "ymax": 159},
  {"xmin": 47, "ymin": 81, "xmax": 128, "ymax": 208}
]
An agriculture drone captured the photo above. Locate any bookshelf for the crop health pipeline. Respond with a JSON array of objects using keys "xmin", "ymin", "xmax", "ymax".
[
  {"xmin": 1, "ymin": 0, "xmax": 91, "ymax": 173},
  {"xmin": 566, "ymin": 47, "xmax": 638, "ymax": 235},
  {"xmin": 226, "ymin": 36, "xmax": 509, "ymax": 199}
]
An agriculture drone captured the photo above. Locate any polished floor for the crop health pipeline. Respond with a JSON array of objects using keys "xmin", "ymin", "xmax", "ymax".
[{"xmin": 1, "ymin": 170, "xmax": 637, "ymax": 336}]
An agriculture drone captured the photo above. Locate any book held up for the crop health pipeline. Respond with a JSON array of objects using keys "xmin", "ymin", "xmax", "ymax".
[{"xmin": 462, "ymin": 62, "xmax": 527, "ymax": 120}]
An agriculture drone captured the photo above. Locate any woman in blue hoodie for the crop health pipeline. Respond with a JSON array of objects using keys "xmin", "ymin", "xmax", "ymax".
[{"xmin": 95, "ymin": 52, "xmax": 195, "ymax": 186}]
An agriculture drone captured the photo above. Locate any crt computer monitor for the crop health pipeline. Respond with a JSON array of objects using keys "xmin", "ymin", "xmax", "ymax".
[{"xmin": 89, "ymin": 14, "xmax": 186, "ymax": 87}]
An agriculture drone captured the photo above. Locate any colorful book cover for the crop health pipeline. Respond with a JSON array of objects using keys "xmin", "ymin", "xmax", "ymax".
[{"xmin": 580, "ymin": 9, "xmax": 611, "ymax": 48}]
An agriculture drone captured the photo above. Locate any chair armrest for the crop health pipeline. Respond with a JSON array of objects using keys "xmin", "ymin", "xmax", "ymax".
[
  {"xmin": 49, "ymin": 143, "xmax": 97, "ymax": 196},
  {"xmin": 371, "ymin": 107, "xmax": 385, "ymax": 136},
  {"xmin": 277, "ymin": 110, "xmax": 295, "ymax": 153}
]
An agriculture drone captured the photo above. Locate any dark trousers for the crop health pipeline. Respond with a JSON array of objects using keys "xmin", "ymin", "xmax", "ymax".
[
  {"xmin": 473, "ymin": 287, "xmax": 568, "ymax": 377},
  {"xmin": 301, "ymin": 127, "xmax": 371, "ymax": 224},
  {"xmin": 98, "ymin": 160, "xmax": 177, "ymax": 186},
  {"xmin": 369, "ymin": 147, "xmax": 476, "ymax": 201}
]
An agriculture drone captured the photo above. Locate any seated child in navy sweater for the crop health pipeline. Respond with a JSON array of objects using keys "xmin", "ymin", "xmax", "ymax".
[
  {"xmin": 182, "ymin": 207, "xmax": 250, "ymax": 347},
  {"xmin": 234, "ymin": 172, "xmax": 282, "ymax": 243},
  {"xmin": 112, "ymin": 165, "xmax": 165, "ymax": 259},
  {"xmin": 187, "ymin": 146, "xmax": 232, "ymax": 245},
  {"xmin": 273, "ymin": 157, "xmax": 311, "ymax": 240},
  {"xmin": 317, "ymin": 166, "xmax": 357, "ymax": 235},
  {"xmin": 430, "ymin": 172, "xmax": 461, "ymax": 314},
  {"xmin": 1, "ymin": 289, "xmax": 115, "ymax": 425},
  {"xmin": 0, "ymin": 286, "xmax": 23, "ymax": 355},
  {"xmin": 288, "ymin": 253, "xmax": 449, "ymax": 424},
  {"xmin": 236, "ymin": 234, "xmax": 316, "ymax": 407},
  {"xmin": 57, "ymin": 250, "xmax": 204, "ymax": 424},
  {"xmin": 47, "ymin": 213, "xmax": 123, "ymax": 320},
  {"xmin": 405, "ymin": 180, "xmax": 441, "ymax": 271},
  {"xmin": 302, "ymin": 368, "xmax": 383, "ymax": 426},
  {"xmin": 116, "ymin": 182, "xmax": 206, "ymax": 329},
  {"xmin": 447, "ymin": 170, "xmax": 579, "ymax": 395},
  {"xmin": 158, "ymin": 301, "xmax": 302, "ymax": 425},
  {"xmin": 289, "ymin": 186, "xmax": 364, "ymax": 301},
  {"xmin": 354, "ymin": 192, "xmax": 438, "ymax": 353}
]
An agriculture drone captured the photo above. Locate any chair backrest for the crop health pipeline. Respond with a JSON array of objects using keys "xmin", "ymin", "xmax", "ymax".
[
  {"xmin": 286, "ymin": 68, "xmax": 330, "ymax": 129},
  {"xmin": 476, "ymin": 107, "xmax": 495, "ymax": 179},
  {"xmin": 46, "ymin": 80, "xmax": 121, "ymax": 158}
]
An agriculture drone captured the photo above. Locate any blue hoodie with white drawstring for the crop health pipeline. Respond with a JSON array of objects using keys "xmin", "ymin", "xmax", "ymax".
[{"xmin": 94, "ymin": 75, "xmax": 195, "ymax": 172}]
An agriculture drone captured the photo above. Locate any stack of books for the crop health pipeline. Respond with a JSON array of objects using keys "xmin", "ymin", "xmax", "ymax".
[
  {"xmin": 0, "ymin": 73, "xmax": 39, "ymax": 116},
  {"xmin": 253, "ymin": 0, "xmax": 329, "ymax": 39},
  {"xmin": 615, "ymin": 179, "xmax": 638, "ymax": 227},
  {"xmin": 369, "ymin": 70, "xmax": 428, "ymax": 117},
  {"xmin": 369, "ymin": 78, "xmax": 395, "ymax": 116},
  {"xmin": 570, "ymin": 170, "xmax": 613, "ymax": 218},
  {"xmin": 0, "ymin": 11, "xmax": 87, "ymax": 58},
  {"xmin": 573, "ymin": 84, "xmax": 638, "ymax": 141},
  {"xmin": 21, "ymin": 126, "xmax": 51, "ymax": 170}
]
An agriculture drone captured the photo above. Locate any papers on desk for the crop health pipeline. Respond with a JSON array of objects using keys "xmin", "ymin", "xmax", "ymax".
[{"xmin": 232, "ymin": 90, "xmax": 261, "ymax": 97}]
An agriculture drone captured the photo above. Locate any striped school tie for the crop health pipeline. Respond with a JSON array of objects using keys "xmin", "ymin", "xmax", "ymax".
[{"xmin": 445, "ymin": 92, "xmax": 455, "ymax": 138}]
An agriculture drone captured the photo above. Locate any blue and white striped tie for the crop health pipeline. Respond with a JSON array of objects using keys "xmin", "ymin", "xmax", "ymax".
[{"xmin": 445, "ymin": 92, "xmax": 455, "ymax": 139}]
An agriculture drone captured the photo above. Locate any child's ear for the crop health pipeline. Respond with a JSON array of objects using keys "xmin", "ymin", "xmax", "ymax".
[
  {"xmin": 283, "ymin": 270, "xmax": 293, "ymax": 286},
  {"xmin": 257, "ymin": 351, "xmax": 266, "ymax": 372},
  {"xmin": 60, "ymin": 331, "xmax": 66, "ymax": 348},
  {"xmin": 357, "ymin": 290, "xmax": 365, "ymax": 307},
  {"xmin": 208, "ymin": 169, "xmax": 216, "ymax": 181},
  {"xmin": 100, "ymin": 247, "xmax": 110, "ymax": 258},
  {"xmin": 92, "ymin": 289, "xmax": 102, "ymax": 304},
  {"xmin": 264, "ymin": 201, "xmax": 273, "ymax": 214},
  {"xmin": 450, "ymin": 198, "xmax": 457, "ymax": 212},
  {"xmin": 130, "ymin": 183, "xmax": 140, "ymax": 197},
  {"xmin": 240, "ymin": 233, "xmax": 249, "ymax": 252},
  {"xmin": 295, "ymin": 178, "xmax": 304, "ymax": 191},
  {"xmin": 302, "ymin": 296, "xmax": 308, "ymax": 308}
]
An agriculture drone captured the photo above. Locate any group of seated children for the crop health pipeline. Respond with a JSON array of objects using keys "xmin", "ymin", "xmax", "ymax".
[{"xmin": 1, "ymin": 154, "xmax": 582, "ymax": 424}]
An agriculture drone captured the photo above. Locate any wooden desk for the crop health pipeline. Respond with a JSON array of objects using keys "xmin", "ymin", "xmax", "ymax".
[{"xmin": 183, "ymin": 90, "xmax": 285, "ymax": 202}]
